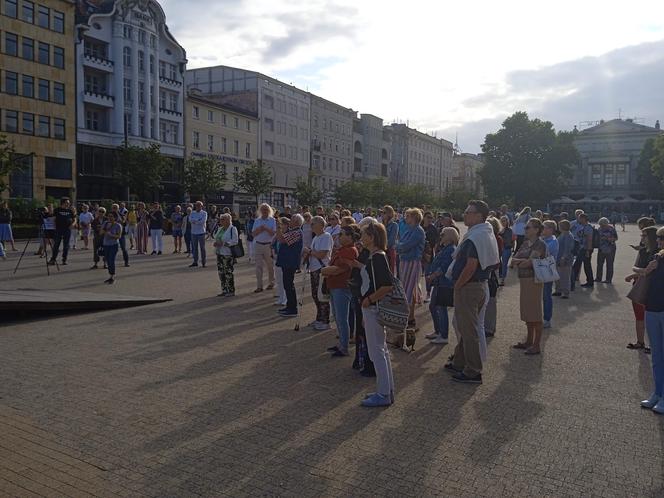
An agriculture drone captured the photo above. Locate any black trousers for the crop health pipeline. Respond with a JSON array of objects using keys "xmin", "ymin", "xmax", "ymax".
[
  {"xmin": 572, "ymin": 249, "xmax": 594, "ymax": 289},
  {"xmin": 282, "ymin": 267, "xmax": 297, "ymax": 312},
  {"xmin": 51, "ymin": 230, "xmax": 70, "ymax": 262}
]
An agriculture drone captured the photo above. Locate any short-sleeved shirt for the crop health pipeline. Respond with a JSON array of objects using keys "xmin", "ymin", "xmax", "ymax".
[
  {"xmin": 78, "ymin": 212, "xmax": 93, "ymax": 227},
  {"xmin": 102, "ymin": 222, "xmax": 122, "ymax": 246},
  {"xmin": 514, "ymin": 238, "xmax": 547, "ymax": 278},
  {"xmin": 149, "ymin": 210, "xmax": 164, "ymax": 230},
  {"xmin": 451, "ymin": 239, "xmax": 490, "ymax": 283},
  {"xmin": 171, "ymin": 212, "xmax": 183, "ymax": 229},
  {"xmin": 54, "ymin": 207, "xmax": 74, "ymax": 232},
  {"xmin": 598, "ymin": 226, "xmax": 617, "ymax": 253},
  {"xmin": 253, "ymin": 217, "xmax": 277, "ymax": 244},
  {"xmin": 361, "ymin": 251, "xmax": 392, "ymax": 299},
  {"xmin": 327, "ymin": 245, "xmax": 359, "ymax": 289},
  {"xmin": 309, "ymin": 232, "xmax": 333, "ymax": 271},
  {"xmin": 572, "ymin": 222, "xmax": 593, "ymax": 246}
]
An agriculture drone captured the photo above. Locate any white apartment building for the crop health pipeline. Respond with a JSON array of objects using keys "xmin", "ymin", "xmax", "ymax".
[
  {"xmin": 353, "ymin": 114, "xmax": 390, "ymax": 179},
  {"xmin": 310, "ymin": 94, "xmax": 354, "ymax": 197},
  {"xmin": 185, "ymin": 65, "xmax": 310, "ymax": 208},
  {"xmin": 75, "ymin": 0, "xmax": 186, "ymax": 200}
]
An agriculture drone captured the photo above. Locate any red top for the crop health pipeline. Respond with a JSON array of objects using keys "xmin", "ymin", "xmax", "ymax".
[{"xmin": 326, "ymin": 245, "xmax": 359, "ymax": 289}]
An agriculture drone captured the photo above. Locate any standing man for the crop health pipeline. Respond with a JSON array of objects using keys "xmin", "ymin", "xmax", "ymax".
[
  {"xmin": 571, "ymin": 212, "xmax": 595, "ymax": 289},
  {"xmin": 189, "ymin": 201, "xmax": 208, "ymax": 267},
  {"xmin": 276, "ymin": 214, "xmax": 304, "ymax": 317},
  {"xmin": 352, "ymin": 209, "xmax": 364, "ymax": 224},
  {"xmin": 252, "ymin": 203, "xmax": 277, "ymax": 292},
  {"xmin": 170, "ymin": 205, "xmax": 184, "ymax": 253},
  {"xmin": 447, "ymin": 200, "xmax": 498, "ymax": 384},
  {"xmin": 49, "ymin": 198, "xmax": 75, "ymax": 266},
  {"xmin": 149, "ymin": 202, "xmax": 164, "ymax": 255},
  {"xmin": 111, "ymin": 203, "xmax": 130, "ymax": 267}
]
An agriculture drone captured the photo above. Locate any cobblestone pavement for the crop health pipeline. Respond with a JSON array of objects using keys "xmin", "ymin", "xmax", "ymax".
[{"xmin": 1, "ymin": 226, "xmax": 663, "ymax": 497}]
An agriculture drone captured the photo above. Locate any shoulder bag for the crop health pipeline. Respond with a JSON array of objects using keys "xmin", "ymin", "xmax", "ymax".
[
  {"xmin": 230, "ymin": 226, "xmax": 245, "ymax": 259},
  {"xmin": 370, "ymin": 252, "xmax": 410, "ymax": 331},
  {"xmin": 533, "ymin": 255, "xmax": 560, "ymax": 284},
  {"xmin": 627, "ymin": 257, "xmax": 658, "ymax": 305},
  {"xmin": 315, "ymin": 257, "xmax": 330, "ymax": 303}
]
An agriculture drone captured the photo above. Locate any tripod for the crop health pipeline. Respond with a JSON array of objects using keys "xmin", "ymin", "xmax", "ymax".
[{"xmin": 13, "ymin": 221, "xmax": 59, "ymax": 276}]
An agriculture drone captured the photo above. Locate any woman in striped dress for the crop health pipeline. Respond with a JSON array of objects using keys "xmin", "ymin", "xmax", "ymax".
[
  {"xmin": 397, "ymin": 208, "xmax": 426, "ymax": 329},
  {"xmin": 135, "ymin": 202, "xmax": 150, "ymax": 255}
]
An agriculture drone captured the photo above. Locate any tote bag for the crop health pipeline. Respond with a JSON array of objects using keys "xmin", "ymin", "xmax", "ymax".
[
  {"xmin": 627, "ymin": 274, "xmax": 651, "ymax": 305},
  {"xmin": 533, "ymin": 255, "xmax": 560, "ymax": 284},
  {"xmin": 370, "ymin": 253, "xmax": 409, "ymax": 331}
]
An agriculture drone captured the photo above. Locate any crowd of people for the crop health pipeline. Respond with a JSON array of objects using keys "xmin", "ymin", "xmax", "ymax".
[{"xmin": 1, "ymin": 197, "xmax": 664, "ymax": 412}]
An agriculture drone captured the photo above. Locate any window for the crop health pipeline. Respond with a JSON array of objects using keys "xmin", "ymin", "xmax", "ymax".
[
  {"xmin": 221, "ymin": 113, "xmax": 227, "ymax": 126},
  {"xmin": 37, "ymin": 4, "xmax": 48, "ymax": 28},
  {"xmin": 38, "ymin": 42, "xmax": 49, "ymax": 64},
  {"xmin": 233, "ymin": 140, "xmax": 239, "ymax": 155},
  {"xmin": 264, "ymin": 94, "xmax": 274, "ymax": 109},
  {"xmin": 168, "ymin": 63, "xmax": 176, "ymax": 80},
  {"xmin": 264, "ymin": 118, "xmax": 274, "ymax": 131},
  {"xmin": 86, "ymin": 110, "xmax": 99, "ymax": 130},
  {"xmin": 22, "ymin": 112, "xmax": 34, "ymax": 134},
  {"xmin": 591, "ymin": 164, "xmax": 602, "ymax": 186},
  {"xmin": 38, "ymin": 79, "xmax": 49, "ymax": 101},
  {"xmin": 53, "ymin": 118, "xmax": 65, "ymax": 140},
  {"xmin": 5, "ymin": 110, "xmax": 18, "ymax": 132},
  {"xmin": 123, "ymin": 25, "xmax": 132, "ymax": 39},
  {"xmin": 604, "ymin": 164, "xmax": 614, "ymax": 186},
  {"xmin": 123, "ymin": 46, "xmax": 131, "ymax": 66},
  {"xmin": 5, "ymin": 71, "xmax": 18, "ymax": 94},
  {"xmin": 208, "ymin": 134, "xmax": 214, "ymax": 151},
  {"xmin": 138, "ymin": 50, "xmax": 144, "ymax": 71},
  {"xmin": 124, "ymin": 113, "xmax": 131, "ymax": 135},
  {"xmin": 37, "ymin": 115, "xmax": 49, "ymax": 137},
  {"xmin": 616, "ymin": 164, "xmax": 627, "ymax": 186},
  {"xmin": 150, "ymin": 34, "xmax": 156, "ymax": 48},
  {"xmin": 85, "ymin": 74, "xmax": 102, "ymax": 94},
  {"xmin": 139, "ymin": 115, "xmax": 145, "ymax": 137},
  {"xmin": 264, "ymin": 140, "xmax": 274, "ymax": 155},
  {"xmin": 221, "ymin": 137, "xmax": 227, "ymax": 153},
  {"xmin": 138, "ymin": 81, "xmax": 145, "ymax": 105},
  {"xmin": 138, "ymin": 30, "xmax": 146, "ymax": 45},
  {"xmin": 22, "ymin": 0, "xmax": 33, "ymax": 22},
  {"xmin": 9, "ymin": 155, "xmax": 32, "ymax": 198},
  {"xmin": 233, "ymin": 117, "xmax": 239, "ymax": 129},
  {"xmin": 123, "ymin": 78, "xmax": 131, "ymax": 102},
  {"xmin": 53, "ymin": 10, "xmax": 64, "ymax": 33},
  {"xmin": 5, "ymin": 33, "xmax": 18, "ymax": 56},
  {"xmin": 149, "ymin": 54, "xmax": 155, "ymax": 74},
  {"xmin": 5, "ymin": 0, "xmax": 17, "ymax": 17},
  {"xmin": 22, "ymin": 37, "xmax": 34, "ymax": 60},
  {"xmin": 207, "ymin": 110, "xmax": 214, "ymax": 122},
  {"xmin": 159, "ymin": 61, "xmax": 165, "ymax": 78},
  {"xmin": 245, "ymin": 143, "xmax": 251, "ymax": 158},
  {"xmin": 246, "ymin": 120, "xmax": 251, "ymax": 132},
  {"xmin": 168, "ymin": 93, "xmax": 177, "ymax": 111},
  {"xmin": 53, "ymin": 46, "xmax": 64, "ymax": 68},
  {"xmin": 192, "ymin": 131, "xmax": 200, "ymax": 148},
  {"xmin": 192, "ymin": 106, "xmax": 199, "ymax": 118},
  {"xmin": 22, "ymin": 75, "xmax": 33, "ymax": 97},
  {"xmin": 45, "ymin": 157, "xmax": 71, "ymax": 179}
]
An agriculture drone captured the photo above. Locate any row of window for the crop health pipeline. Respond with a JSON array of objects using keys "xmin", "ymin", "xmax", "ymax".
[
  {"xmin": 264, "ymin": 141, "xmax": 307, "ymax": 162},
  {"xmin": 1, "ymin": 108, "xmax": 66, "ymax": 139},
  {"xmin": 191, "ymin": 106, "xmax": 253, "ymax": 131},
  {"xmin": 263, "ymin": 118, "xmax": 308, "ymax": 141},
  {"xmin": 2, "ymin": 70, "xmax": 65, "ymax": 104},
  {"xmin": 262, "ymin": 94, "xmax": 309, "ymax": 121},
  {"xmin": 590, "ymin": 164, "xmax": 628, "ymax": 187},
  {"xmin": 312, "ymin": 155, "xmax": 350, "ymax": 174},
  {"xmin": 312, "ymin": 115, "xmax": 350, "ymax": 137},
  {"xmin": 2, "ymin": 31, "xmax": 65, "ymax": 68},
  {"xmin": 191, "ymin": 132, "xmax": 252, "ymax": 158},
  {"xmin": 122, "ymin": 24, "xmax": 157, "ymax": 49},
  {"xmin": 3, "ymin": 0, "xmax": 65, "ymax": 33}
]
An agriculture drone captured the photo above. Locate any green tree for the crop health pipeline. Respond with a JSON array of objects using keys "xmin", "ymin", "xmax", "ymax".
[
  {"xmin": 334, "ymin": 179, "xmax": 367, "ymax": 208},
  {"xmin": 183, "ymin": 157, "xmax": 227, "ymax": 203},
  {"xmin": 233, "ymin": 159, "xmax": 273, "ymax": 204},
  {"xmin": 294, "ymin": 172, "xmax": 323, "ymax": 207},
  {"xmin": 480, "ymin": 112, "xmax": 578, "ymax": 206},
  {"xmin": 0, "ymin": 135, "xmax": 28, "ymax": 196},
  {"xmin": 644, "ymin": 135, "xmax": 664, "ymax": 194},
  {"xmin": 116, "ymin": 143, "xmax": 168, "ymax": 201}
]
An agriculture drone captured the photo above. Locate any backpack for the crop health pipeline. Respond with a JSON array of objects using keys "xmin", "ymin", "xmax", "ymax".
[{"xmin": 591, "ymin": 226, "xmax": 600, "ymax": 249}]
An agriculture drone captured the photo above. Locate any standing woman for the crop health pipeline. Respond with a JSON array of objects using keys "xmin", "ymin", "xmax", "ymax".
[
  {"xmin": 635, "ymin": 227, "xmax": 664, "ymax": 413},
  {"xmin": 511, "ymin": 218, "xmax": 548, "ymax": 355},
  {"xmin": 303, "ymin": 216, "xmax": 333, "ymax": 331},
  {"xmin": 182, "ymin": 206, "xmax": 193, "ymax": 255},
  {"xmin": 0, "ymin": 201, "xmax": 17, "ymax": 251},
  {"xmin": 513, "ymin": 207, "xmax": 531, "ymax": 252},
  {"xmin": 78, "ymin": 204, "xmax": 94, "ymax": 250},
  {"xmin": 358, "ymin": 221, "xmax": 395, "ymax": 407},
  {"xmin": 397, "ymin": 208, "xmax": 426, "ymax": 329},
  {"xmin": 382, "ymin": 205, "xmax": 399, "ymax": 274},
  {"xmin": 541, "ymin": 220, "xmax": 559, "ymax": 329},
  {"xmin": 498, "ymin": 215, "xmax": 513, "ymax": 285},
  {"xmin": 421, "ymin": 211, "xmax": 440, "ymax": 303},
  {"xmin": 213, "ymin": 213, "xmax": 239, "ymax": 297},
  {"xmin": 425, "ymin": 227, "xmax": 458, "ymax": 344},
  {"xmin": 170, "ymin": 205, "xmax": 184, "ymax": 254},
  {"xmin": 135, "ymin": 202, "xmax": 149, "ymax": 255},
  {"xmin": 626, "ymin": 226, "xmax": 659, "ymax": 352},
  {"xmin": 596, "ymin": 217, "xmax": 618, "ymax": 284},
  {"xmin": 483, "ymin": 216, "xmax": 503, "ymax": 337},
  {"xmin": 68, "ymin": 206, "xmax": 78, "ymax": 250},
  {"xmin": 90, "ymin": 207, "xmax": 106, "ymax": 269},
  {"xmin": 100, "ymin": 211, "xmax": 122, "ymax": 284},
  {"xmin": 325, "ymin": 212, "xmax": 342, "ymax": 250},
  {"xmin": 126, "ymin": 205, "xmax": 137, "ymax": 250},
  {"xmin": 245, "ymin": 208, "xmax": 256, "ymax": 263},
  {"xmin": 149, "ymin": 202, "xmax": 164, "ymax": 255}
]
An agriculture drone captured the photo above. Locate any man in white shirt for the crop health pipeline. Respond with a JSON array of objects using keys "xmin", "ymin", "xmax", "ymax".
[
  {"xmin": 188, "ymin": 201, "xmax": 208, "ymax": 267},
  {"xmin": 352, "ymin": 210, "xmax": 363, "ymax": 223},
  {"xmin": 251, "ymin": 203, "xmax": 276, "ymax": 292}
]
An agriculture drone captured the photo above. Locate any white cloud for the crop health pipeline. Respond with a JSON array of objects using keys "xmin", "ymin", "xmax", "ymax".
[{"xmin": 161, "ymin": 0, "xmax": 664, "ymax": 150}]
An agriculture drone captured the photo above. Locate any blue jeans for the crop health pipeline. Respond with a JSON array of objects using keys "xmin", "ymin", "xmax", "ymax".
[
  {"xmin": 191, "ymin": 233, "xmax": 206, "ymax": 265},
  {"xmin": 646, "ymin": 311, "xmax": 664, "ymax": 396},
  {"xmin": 330, "ymin": 288, "xmax": 352, "ymax": 352},
  {"xmin": 429, "ymin": 287, "xmax": 449, "ymax": 339},
  {"xmin": 103, "ymin": 244, "xmax": 119, "ymax": 275},
  {"xmin": 500, "ymin": 247, "xmax": 511, "ymax": 279},
  {"xmin": 543, "ymin": 282, "xmax": 553, "ymax": 322}
]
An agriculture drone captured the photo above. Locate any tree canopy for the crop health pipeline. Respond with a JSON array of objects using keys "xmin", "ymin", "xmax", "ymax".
[
  {"xmin": 644, "ymin": 135, "xmax": 664, "ymax": 194},
  {"xmin": 183, "ymin": 157, "xmax": 227, "ymax": 202},
  {"xmin": 480, "ymin": 112, "xmax": 579, "ymax": 207},
  {"xmin": 233, "ymin": 159, "xmax": 272, "ymax": 204},
  {"xmin": 334, "ymin": 178, "xmax": 437, "ymax": 210},
  {"xmin": 116, "ymin": 143, "xmax": 168, "ymax": 201},
  {"xmin": 294, "ymin": 173, "xmax": 323, "ymax": 207}
]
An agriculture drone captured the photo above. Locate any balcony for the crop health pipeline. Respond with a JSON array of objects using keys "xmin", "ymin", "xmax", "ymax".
[
  {"xmin": 83, "ymin": 53, "xmax": 114, "ymax": 72},
  {"xmin": 159, "ymin": 76, "xmax": 182, "ymax": 88},
  {"xmin": 83, "ymin": 90, "xmax": 114, "ymax": 108},
  {"xmin": 159, "ymin": 107, "xmax": 182, "ymax": 118}
]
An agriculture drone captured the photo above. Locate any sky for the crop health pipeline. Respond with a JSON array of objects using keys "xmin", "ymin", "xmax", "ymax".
[{"xmin": 161, "ymin": 0, "xmax": 664, "ymax": 152}]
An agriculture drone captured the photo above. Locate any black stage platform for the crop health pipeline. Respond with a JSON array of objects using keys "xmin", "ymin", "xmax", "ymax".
[{"xmin": 0, "ymin": 289, "xmax": 171, "ymax": 312}]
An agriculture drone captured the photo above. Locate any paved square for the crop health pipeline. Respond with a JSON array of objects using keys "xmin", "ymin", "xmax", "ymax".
[{"xmin": 1, "ymin": 228, "xmax": 663, "ymax": 497}]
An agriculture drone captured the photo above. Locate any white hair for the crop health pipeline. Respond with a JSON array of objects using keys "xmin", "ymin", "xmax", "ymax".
[
  {"xmin": 291, "ymin": 214, "xmax": 304, "ymax": 227},
  {"xmin": 219, "ymin": 213, "xmax": 232, "ymax": 222},
  {"xmin": 311, "ymin": 215, "xmax": 326, "ymax": 227},
  {"xmin": 358, "ymin": 216, "xmax": 378, "ymax": 228},
  {"xmin": 256, "ymin": 203, "xmax": 273, "ymax": 218}
]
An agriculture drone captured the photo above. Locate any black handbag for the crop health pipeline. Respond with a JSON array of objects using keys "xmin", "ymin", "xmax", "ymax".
[
  {"xmin": 229, "ymin": 227, "xmax": 245, "ymax": 258},
  {"xmin": 436, "ymin": 286, "xmax": 454, "ymax": 307},
  {"xmin": 488, "ymin": 271, "xmax": 499, "ymax": 298}
]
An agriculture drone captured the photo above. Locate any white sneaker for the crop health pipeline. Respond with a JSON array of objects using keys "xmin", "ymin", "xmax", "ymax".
[
  {"xmin": 543, "ymin": 321, "xmax": 551, "ymax": 329},
  {"xmin": 653, "ymin": 399, "xmax": 664, "ymax": 414},
  {"xmin": 307, "ymin": 320, "xmax": 321, "ymax": 328},
  {"xmin": 423, "ymin": 294, "xmax": 431, "ymax": 303},
  {"xmin": 641, "ymin": 393, "xmax": 660, "ymax": 409},
  {"xmin": 425, "ymin": 332, "xmax": 438, "ymax": 339},
  {"xmin": 430, "ymin": 336, "xmax": 449, "ymax": 344},
  {"xmin": 314, "ymin": 322, "xmax": 331, "ymax": 331}
]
